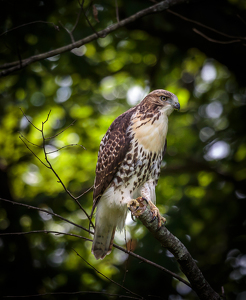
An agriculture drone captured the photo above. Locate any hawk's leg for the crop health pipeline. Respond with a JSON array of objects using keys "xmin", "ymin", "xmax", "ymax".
[{"xmin": 140, "ymin": 180, "xmax": 166, "ymax": 228}]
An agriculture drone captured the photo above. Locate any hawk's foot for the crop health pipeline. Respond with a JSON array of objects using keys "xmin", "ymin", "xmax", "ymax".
[
  {"xmin": 127, "ymin": 197, "xmax": 147, "ymax": 217},
  {"xmin": 148, "ymin": 200, "xmax": 166, "ymax": 228}
]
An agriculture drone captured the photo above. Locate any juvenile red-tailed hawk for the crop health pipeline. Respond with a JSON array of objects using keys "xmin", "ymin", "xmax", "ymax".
[{"xmin": 91, "ymin": 89, "xmax": 180, "ymax": 259}]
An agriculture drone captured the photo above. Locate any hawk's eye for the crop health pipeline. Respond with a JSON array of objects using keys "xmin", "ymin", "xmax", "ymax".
[{"xmin": 160, "ymin": 96, "xmax": 167, "ymax": 101}]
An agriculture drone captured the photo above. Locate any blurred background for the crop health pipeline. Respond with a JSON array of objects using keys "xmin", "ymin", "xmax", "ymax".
[{"xmin": 0, "ymin": 0, "xmax": 246, "ymax": 299}]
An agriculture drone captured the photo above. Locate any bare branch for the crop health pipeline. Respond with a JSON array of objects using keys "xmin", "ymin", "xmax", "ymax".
[
  {"xmin": 0, "ymin": 0, "xmax": 188, "ymax": 76},
  {"xmin": 128, "ymin": 201, "xmax": 221, "ymax": 300}
]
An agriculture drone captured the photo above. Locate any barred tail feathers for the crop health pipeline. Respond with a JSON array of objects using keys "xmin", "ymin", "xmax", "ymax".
[{"xmin": 92, "ymin": 222, "xmax": 116, "ymax": 260}]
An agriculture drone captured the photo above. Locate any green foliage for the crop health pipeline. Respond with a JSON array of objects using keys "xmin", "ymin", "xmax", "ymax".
[{"xmin": 0, "ymin": 0, "xmax": 246, "ymax": 299}]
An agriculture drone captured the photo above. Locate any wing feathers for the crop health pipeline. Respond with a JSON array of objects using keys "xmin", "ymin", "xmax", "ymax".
[{"xmin": 92, "ymin": 107, "xmax": 136, "ymax": 214}]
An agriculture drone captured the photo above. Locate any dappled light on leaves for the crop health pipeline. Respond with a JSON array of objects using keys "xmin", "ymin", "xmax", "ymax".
[{"xmin": 0, "ymin": 0, "xmax": 246, "ymax": 299}]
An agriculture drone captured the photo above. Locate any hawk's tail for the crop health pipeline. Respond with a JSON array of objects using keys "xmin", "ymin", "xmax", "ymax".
[{"xmin": 92, "ymin": 223, "xmax": 116, "ymax": 260}]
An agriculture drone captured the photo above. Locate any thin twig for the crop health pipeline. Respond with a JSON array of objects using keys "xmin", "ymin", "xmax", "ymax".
[
  {"xmin": 73, "ymin": 249, "xmax": 144, "ymax": 300},
  {"xmin": 71, "ymin": 2, "xmax": 84, "ymax": 33},
  {"xmin": 45, "ymin": 119, "xmax": 76, "ymax": 139},
  {"xmin": 115, "ymin": 0, "xmax": 120, "ymax": 23},
  {"xmin": 19, "ymin": 135, "xmax": 50, "ymax": 168},
  {"xmin": 193, "ymin": 28, "xmax": 242, "ymax": 44},
  {"xmin": 15, "ymin": 42, "xmax": 22, "ymax": 68},
  {"xmin": 19, "ymin": 108, "xmax": 41, "ymax": 132},
  {"xmin": 0, "ymin": 230, "xmax": 92, "ymax": 241},
  {"xmin": 122, "ymin": 238, "xmax": 132, "ymax": 286},
  {"xmin": 19, "ymin": 133, "xmax": 42, "ymax": 148},
  {"xmin": 237, "ymin": 14, "xmax": 246, "ymax": 26},
  {"xmin": 75, "ymin": 185, "xmax": 94, "ymax": 199},
  {"xmin": 0, "ymin": 21, "xmax": 59, "ymax": 38},
  {"xmin": 0, "ymin": 197, "xmax": 91, "ymax": 233},
  {"xmin": 79, "ymin": 0, "xmax": 99, "ymax": 37},
  {"xmin": 43, "ymin": 110, "xmax": 51, "ymax": 124},
  {"xmin": 46, "ymin": 144, "xmax": 86, "ymax": 154},
  {"xmin": 221, "ymin": 287, "xmax": 226, "ymax": 300},
  {"xmin": 113, "ymin": 243, "xmax": 191, "ymax": 288},
  {"xmin": 168, "ymin": 9, "xmax": 246, "ymax": 41},
  {"xmin": 3, "ymin": 291, "xmax": 139, "ymax": 299},
  {"xmin": 59, "ymin": 2, "xmax": 84, "ymax": 43},
  {"xmin": 59, "ymin": 21, "xmax": 75, "ymax": 43}
]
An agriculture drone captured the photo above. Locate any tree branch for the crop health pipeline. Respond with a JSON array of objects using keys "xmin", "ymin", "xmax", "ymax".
[
  {"xmin": 129, "ymin": 201, "xmax": 222, "ymax": 300},
  {"xmin": 0, "ymin": 0, "xmax": 190, "ymax": 77}
]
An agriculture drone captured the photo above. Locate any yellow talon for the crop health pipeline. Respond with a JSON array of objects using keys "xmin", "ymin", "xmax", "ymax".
[{"xmin": 127, "ymin": 197, "xmax": 146, "ymax": 217}]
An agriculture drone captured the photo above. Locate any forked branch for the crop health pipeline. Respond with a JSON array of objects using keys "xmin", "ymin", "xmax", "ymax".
[{"xmin": 19, "ymin": 109, "xmax": 94, "ymax": 227}]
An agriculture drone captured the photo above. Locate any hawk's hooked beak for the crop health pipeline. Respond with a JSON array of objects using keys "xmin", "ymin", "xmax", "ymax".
[
  {"xmin": 173, "ymin": 102, "xmax": 180, "ymax": 111},
  {"xmin": 168, "ymin": 95, "xmax": 180, "ymax": 111}
]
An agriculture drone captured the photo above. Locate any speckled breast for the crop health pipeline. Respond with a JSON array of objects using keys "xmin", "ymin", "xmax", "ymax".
[{"xmin": 111, "ymin": 139, "xmax": 164, "ymax": 195}]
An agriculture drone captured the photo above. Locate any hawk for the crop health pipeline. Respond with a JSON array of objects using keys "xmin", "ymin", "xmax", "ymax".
[{"xmin": 91, "ymin": 89, "xmax": 180, "ymax": 259}]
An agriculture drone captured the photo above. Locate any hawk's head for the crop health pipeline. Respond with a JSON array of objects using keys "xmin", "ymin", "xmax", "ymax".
[{"xmin": 142, "ymin": 89, "xmax": 180, "ymax": 116}]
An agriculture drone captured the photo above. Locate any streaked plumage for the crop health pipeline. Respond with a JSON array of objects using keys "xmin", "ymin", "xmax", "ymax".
[{"xmin": 91, "ymin": 89, "xmax": 180, "ymax": 259}]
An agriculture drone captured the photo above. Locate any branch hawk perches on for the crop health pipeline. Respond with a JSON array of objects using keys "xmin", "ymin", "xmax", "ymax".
[{"xmin": 91, "ymin": 89, "xmax": 180, "ymax": 260}]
